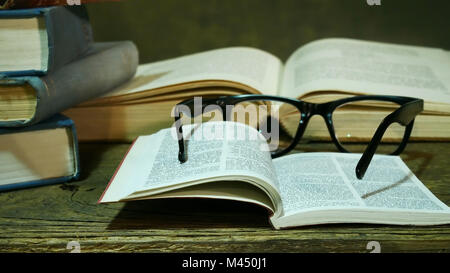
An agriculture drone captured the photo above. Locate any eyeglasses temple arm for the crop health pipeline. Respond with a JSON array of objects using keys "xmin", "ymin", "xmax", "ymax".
[
  {"xmin": 174, "ymin": 107, "xmax": 187, "ymax": 163},
  {"xmin": 355, "ymin": 121, "xmax": 388, "ymax": 179},
  {"xmin": 174, "ymin": 97, "xmax": 228, "ymax": 164},
  {"xmin": 355, "ymin": 99, "xmax": 423, "ymax": 179}
]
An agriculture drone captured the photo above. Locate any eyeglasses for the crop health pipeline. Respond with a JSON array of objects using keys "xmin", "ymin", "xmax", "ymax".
[{"xmin": 174, "ymin": 94, "xmax": 423, "ymax": 179}]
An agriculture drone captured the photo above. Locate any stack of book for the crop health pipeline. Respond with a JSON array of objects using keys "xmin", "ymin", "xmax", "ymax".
[{"xmin": 0, "ymin": 3, "xmax": 138, "ymax": 191}]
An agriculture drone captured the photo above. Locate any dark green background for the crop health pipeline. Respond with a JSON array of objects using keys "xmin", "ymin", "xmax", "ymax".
[{"xmin": 86, "ymin": 0, "xmax": 450, "ymax": 64}]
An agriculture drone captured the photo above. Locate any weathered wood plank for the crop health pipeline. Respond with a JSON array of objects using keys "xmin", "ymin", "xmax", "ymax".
[{"xmin": 0, "ymin": 142, "xmax": 449, "ymax": 252}]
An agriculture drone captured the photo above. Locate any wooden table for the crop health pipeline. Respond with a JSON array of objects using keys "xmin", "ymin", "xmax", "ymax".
[{"xmin": 0, "ymin": 142, "xmax": 449, "ymax": 253}]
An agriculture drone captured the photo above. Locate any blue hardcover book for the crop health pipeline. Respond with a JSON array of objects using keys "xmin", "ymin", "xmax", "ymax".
[
  {"xmin": 0, "ymin": 41, "xmax": 139, "ymax": 127},
  {"xmin": 0, "ymin": 5, "xmax": 93, "ymax": 76},
  {"xmin": 0, "ymin": 114, "xmax": 80, "ymax": 191}
]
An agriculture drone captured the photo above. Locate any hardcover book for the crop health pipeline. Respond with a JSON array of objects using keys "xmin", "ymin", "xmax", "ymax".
[
  {"xmin": 0, "ymin": 41, "xmax": 139, "ymax": 127},
  {"xmin": 0, "ymin": 114, "xmax": 80, "ymax": 191},
  {"xmin": 0, "ymin": 5, "xmax": 92, "ymax": 76},
  {"xmin": 99, "ymin": 121, "xmax": 450, "ymax": 229},
  {"xmin": 64, "ymin": 38, "xmax": 450, "ymax": 142}
]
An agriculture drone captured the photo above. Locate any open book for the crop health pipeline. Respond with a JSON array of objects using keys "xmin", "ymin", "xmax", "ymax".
[
  {"xmin": 99, "ymin": 121, "xmax": 450, "ymax": 229},
  {"xmin": 65, "ymin": 39, "xmax": 450, "ymax": 141},
  {"xmin": 65, "ymin": 38, "xmax": 450, "ymax": 142}
]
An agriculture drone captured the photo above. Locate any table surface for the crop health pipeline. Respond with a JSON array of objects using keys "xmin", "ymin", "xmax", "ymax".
[{"xmin": 1, "ymin": 142, "xmax": 449, "ymax": 253}]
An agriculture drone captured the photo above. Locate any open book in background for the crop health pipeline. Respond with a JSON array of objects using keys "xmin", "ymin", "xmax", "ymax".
[
  {"xmin": 99, "ymin": 121, "xmax": 450, "ymax": 229},
  {"xmin": 64, "ymin": 38, "xmax": 450, "ymax": 142}
]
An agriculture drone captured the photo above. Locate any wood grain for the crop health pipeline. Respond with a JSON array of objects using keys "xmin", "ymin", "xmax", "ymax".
[{"xmin": 0, "ymin": 142, "xmax": 449, "ymax": 252}]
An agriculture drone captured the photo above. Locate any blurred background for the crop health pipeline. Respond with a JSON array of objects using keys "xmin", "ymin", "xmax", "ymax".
[{"xmin": 86, "ymin": 0, "xmax": 450, "ymax": 64}]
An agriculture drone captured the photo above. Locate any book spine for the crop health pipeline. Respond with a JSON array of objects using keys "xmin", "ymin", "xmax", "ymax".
[
  {"xmin": 46, "ymin": 5, "xmax": 93, "ymax": 75},
  {"xmin": 0, "ymin": 6, "xmax": 93, "ymax": 76},
  {"xmin": 0, "ymin": 114, "xmax": 81, "ymax": 192},
  {"xmin": 0, "ymin": 41, "xmax": 139, "ymax": 127}
]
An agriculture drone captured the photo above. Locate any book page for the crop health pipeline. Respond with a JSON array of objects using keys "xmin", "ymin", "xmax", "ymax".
[
  {"xmin": 273, "ymin": 153, "xmax": 449, "ymax": 217},
  {"xmin": 280, "ymin": 38, "xmax": 450, "ymax": 104},
  {"xmin": 0, "ymin": 18, "xmax": 48, "ymax": 72},
  {"xmin": 103, "ymin": 47, "xmax": 283, "ymax": 98},
  {"xmin": 100, "ymin": 121, "xmax": 282, "ymax": 213},
  {"xmin": 147, "ymin": 181, "xmax": 275, "ymax": 213},
  {"xmin": 0, "ymin": 128, "xmax": 75, "ymax": 186},
  {"xmin": 139, "ymin": 122, "xmax": 279, "ymax": 191}
]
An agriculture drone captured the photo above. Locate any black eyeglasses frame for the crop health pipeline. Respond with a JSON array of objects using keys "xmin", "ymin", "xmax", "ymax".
[{"xmin": 174, "ymin": 94, "xmax": 424, "ymax": 179}]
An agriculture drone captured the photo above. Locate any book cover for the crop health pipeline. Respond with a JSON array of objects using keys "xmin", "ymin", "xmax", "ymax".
[
  {"xmin": 0, "ymin": 5, "xmax": 92, "ymax": 76},
  {"xmin": 0, "ymin": 41, "xmax": 139, "ymax": 127},
  {"xmin": 0, "ymin": 114, "xmax": 81, "ymax": 192}
]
